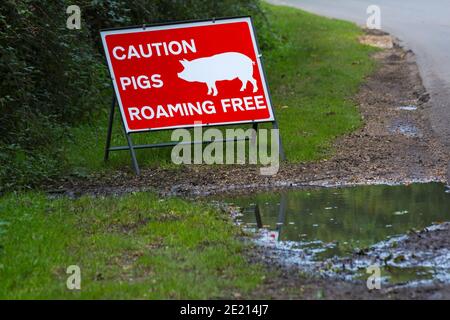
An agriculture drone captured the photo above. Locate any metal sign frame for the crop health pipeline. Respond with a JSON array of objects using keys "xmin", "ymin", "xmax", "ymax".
[{"xmin": 101, "ymin": 16, "xmax": 285, "ymax": 174}]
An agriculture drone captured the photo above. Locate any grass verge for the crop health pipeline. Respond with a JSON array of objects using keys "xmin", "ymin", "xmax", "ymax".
[
  {"xmin": 0, "ymin": 192, "xmax": 263, "ymax": 299},
  {"xmin": 63, "ymin": 3, "xmax": 377, "ymax": 174}
]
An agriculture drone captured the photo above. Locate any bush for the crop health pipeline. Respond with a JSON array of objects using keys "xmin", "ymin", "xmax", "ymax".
[{"xmin": 0, "ymin": 0, "xmax": 273, "ymax": 191}]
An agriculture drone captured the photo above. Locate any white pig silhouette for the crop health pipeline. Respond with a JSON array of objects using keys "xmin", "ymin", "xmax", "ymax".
[{"xmin": 177, "ymin": 52, "xmax": 258, "ymax": 96}]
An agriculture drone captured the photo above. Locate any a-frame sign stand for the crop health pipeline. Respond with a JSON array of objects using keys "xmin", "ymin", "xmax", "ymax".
[
  {"xmin": 103, "ymin": 94, "xmax": 285, "ymax": 175},
  {"xmin": 102, "ymin": 17, "xmax": 286, "ymax": 175}
]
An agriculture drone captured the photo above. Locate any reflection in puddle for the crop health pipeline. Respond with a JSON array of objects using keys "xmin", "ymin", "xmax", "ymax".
[
  {"xmin": 224, "ymin": 183, "xmax": 450, "ymax": 285},
  {"xmin": 397, "ymin": 105, "xmax": 417, "ymax": 111},
  {"xmin": 354, "ymin": 265, "xmax": 434, "ymax": 285},
  {"xmin": 389, "ymin": 119, "xmax": 420, "ymax": 137}
]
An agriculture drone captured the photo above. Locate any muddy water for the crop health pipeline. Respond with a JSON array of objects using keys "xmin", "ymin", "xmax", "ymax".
[{"xmin": 224, "ymin": 183, "xmax": 450, "ymax": 285}]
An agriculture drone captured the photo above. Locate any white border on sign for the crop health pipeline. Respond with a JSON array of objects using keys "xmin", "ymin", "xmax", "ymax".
[{"xmin": 100, "ymin": 17, "xmax": 275, "ymax": 133}]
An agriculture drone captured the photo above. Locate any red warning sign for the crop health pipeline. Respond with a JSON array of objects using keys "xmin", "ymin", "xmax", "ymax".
[{"xmin": 101, "ymin": 17, "xmax": 275, "ymax": 133}]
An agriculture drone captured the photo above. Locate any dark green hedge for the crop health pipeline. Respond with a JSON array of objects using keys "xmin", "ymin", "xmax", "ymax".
[{"xmin": 0, "ymin": 0, "xmax": 273, "ymax": 191}]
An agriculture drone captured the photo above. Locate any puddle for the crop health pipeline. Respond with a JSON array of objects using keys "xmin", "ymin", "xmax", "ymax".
[
  {"xmin": 354, "ymin": 265, "xmax": 434, "ymax": 285},
  {"xmin": 397, "ymin": 105, "xmax": 417, "ymax": 111},
  {"xmin": 389, "ymin": 119, "xmax": 420, "ymax": 137},
  {"xmin": 222, "ymin": 183, "xmax": 450, "ymax": 285}
]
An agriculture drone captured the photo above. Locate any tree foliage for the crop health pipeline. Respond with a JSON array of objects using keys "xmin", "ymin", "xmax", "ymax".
[{"xmin": 0, "ymin": 0, "xmax": 272, "ymax": 191}]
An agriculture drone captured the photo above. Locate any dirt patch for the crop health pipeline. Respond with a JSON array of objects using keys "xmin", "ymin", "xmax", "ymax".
[
  {"xmin": 51, "ymin": 35, "xmax": 449, "ymax": 198},
  {"xmin": 243, "ymin": 244, "xmax": 387, "ymax": 300},
  {"xmin": 359, "ymin": 29, "xmax": 394, "ymax": 49}
]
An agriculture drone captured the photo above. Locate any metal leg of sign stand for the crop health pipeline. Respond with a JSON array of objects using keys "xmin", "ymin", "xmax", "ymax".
[
  {"xmin": 254, "ymin": 204, "xmax": 263, "ymax": 228},
  {"xmin": 277, "ymin": 193, "xmax": 288, "ymax": 234},
  {"xmin": 119, "ymin": 113, "xmax": 141, "ymax": 175},
  {"xmin": 250, "ymin": 121, "xmax": 285, "ymax": 162},
  {"xmin": 124, "ymin": 131, "xmax": 140, "ymax": 175},
  {"xmin": 251, "ymin": 122, "xmax": 258, "ymax": 147},
  {"xmin": 104, "ymin": 95, "xmax": 140, "ymax": 175},
  {"xmin": 253, "ymin": 42, "xmax": 286, "ymax": 162},
  {"xmin": 104, "ymin": 96, "xmax": 116, "ymax": 162},
  {"xmin": 272, "ymin": 120, "xmax": 286, "ymax": 161}
]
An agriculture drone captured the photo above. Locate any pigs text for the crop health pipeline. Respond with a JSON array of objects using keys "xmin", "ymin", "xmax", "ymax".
[
  {"xmin": 128, "ymin": 95, "xmax": 267, "ymax": 121},
  {"xmin": 112, "ymin": 39, "xmax": 196, "ymax": 61},
  {"xmin": 120, "ymin": 74, "xmax": 163, "ymax": 91}
]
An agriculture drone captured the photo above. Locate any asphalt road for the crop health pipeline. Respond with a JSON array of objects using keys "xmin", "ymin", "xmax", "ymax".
[{"xmin": 269, "ymin": 0, "xmax": 450, "ymax": 153}]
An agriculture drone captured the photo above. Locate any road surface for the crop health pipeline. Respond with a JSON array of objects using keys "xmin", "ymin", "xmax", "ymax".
[{"xmin": 269, "ymin": 0, "xmax": 450, "ymax": 154}]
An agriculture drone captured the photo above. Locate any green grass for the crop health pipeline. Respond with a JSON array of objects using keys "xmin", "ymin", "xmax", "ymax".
[
  {"xmin": 0, "ymin": 192, "xmax": 263, "ymax": 299},
  {"xmin": 63, "ymin": 4, "xmax": 377, "ymax": 174},
  {"xmin": 264, "ymin": 4, "xmax": 377, "ymax": 161}
]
